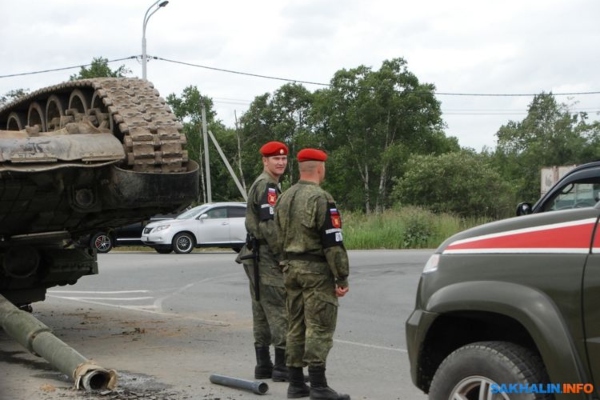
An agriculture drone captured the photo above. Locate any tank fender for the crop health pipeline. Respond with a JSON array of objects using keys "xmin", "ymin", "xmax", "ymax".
[
  {"xmin": 0, "ymin": 133, "xmax": 125, "ymax": 166},
  {"xmin": 102, "ymin": 160, "xmax": 199, "ymax": 208}
]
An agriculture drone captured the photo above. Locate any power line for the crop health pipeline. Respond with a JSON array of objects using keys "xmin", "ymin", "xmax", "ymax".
[
  {"xmin": 2, "ymin": 55, "xmax": 600, "ymax": 98},
  {"xmin": 443, "ymin": 107, "xmax": 600, "ymax": 115},
  {"xmin": 435, "ymin": 91, "xmax": 600, "ymax": 97},
  {"xmin": 0, "ymin": 57, "xmax": 137, "ymax": 78},
  {"xmin": 154, "ymin": 56, "xmax": 329, "ymax": 87},
  {"xmin": 156, "ymin": 57, "xmax": 600, "ymax": 97}
]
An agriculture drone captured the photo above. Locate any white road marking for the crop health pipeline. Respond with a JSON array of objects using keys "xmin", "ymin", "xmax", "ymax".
[
  {"xmin": 46, "ymin": 272, "xmax": 399, "ymax": 352},
  {"xmin": 45, "ymin": 294, "xmax": 230, "ymax": 326},
  {"xmin": 49, "ymin": 296, "xmax": 153, "ymax": 301},
  {"xmin": 45, "ymin": 273, "xmax": 242, "ymax": 327},
  {"xmin": 334, "ymin": 339, "xmax": 407, "ymax": 352},
  {"xmin": 49, "ymin": 290, "xmax": 150, "ymax": 294}
]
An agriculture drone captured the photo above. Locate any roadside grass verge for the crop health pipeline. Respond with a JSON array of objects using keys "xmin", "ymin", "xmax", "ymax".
[
  {"xmin": 111, "ymin": 206, "xmax": 493, "ymax": 252},
  {"xmin": 343, "ymin": 206, "xmax": 491, "ymax": 250}
]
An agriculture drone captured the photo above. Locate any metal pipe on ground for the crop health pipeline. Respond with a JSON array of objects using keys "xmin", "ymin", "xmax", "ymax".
[
  {"xmin": 209, "ymin": 373, "xmax": 269, "ymax": 395},
  {"xmin": 0, "ymin": 294, "xmax": 117, "ymax": 391}
]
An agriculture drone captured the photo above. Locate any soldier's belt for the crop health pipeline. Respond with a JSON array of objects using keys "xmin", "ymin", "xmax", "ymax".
[{"xmin": 285, "ymin": 253, "xmax": 326, "ymax": 263}]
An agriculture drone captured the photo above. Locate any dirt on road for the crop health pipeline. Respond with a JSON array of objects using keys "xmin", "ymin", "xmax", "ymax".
[{"xmin": 0, "ymin": 299, "xmax": 274, "ymax": 400}]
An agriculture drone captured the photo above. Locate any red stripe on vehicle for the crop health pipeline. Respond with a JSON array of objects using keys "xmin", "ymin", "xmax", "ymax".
[{"xmin": 445, "ymin": 219, "xmax": 595, "ymax": 253}]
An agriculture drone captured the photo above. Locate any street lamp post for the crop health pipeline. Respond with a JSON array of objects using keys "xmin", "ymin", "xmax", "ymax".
[{"xmin": 142, "ymin": 0, "xmax": 169, "ymax": 80}]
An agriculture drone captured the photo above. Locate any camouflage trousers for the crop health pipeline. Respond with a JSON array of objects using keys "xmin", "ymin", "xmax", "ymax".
[
  {"xmin": 283, "ymin": 260, "xmax": 338, "ymax": 368},
  {"xmin": 243, "ymin": 246, "xmax": 288, "ymax": 349}
]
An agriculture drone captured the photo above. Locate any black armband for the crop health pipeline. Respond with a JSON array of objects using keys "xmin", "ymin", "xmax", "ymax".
[
  {"xmin": 321, "ymin": 202, "xmax": 344, "ymax": 248},
  {"xmin": 259, "ymin": 183, "xmax": 279, "ymax": 221}
]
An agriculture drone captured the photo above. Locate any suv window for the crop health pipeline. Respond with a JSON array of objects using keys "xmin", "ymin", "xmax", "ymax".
[
  {"xmin": 542, "ymin": 179, "xmax": 600, "ymax": 211},
  {"xmin": 228, "ymin": 206, "xmax": 246, "ymax": 218}
]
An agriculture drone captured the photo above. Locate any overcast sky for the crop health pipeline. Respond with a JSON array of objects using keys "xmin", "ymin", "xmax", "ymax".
[{"xmin": 1, "ymin": 0, "xmax": 599, "ymax": 151}]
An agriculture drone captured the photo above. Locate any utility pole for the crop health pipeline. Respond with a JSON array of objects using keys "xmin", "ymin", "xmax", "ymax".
[
  {"xmin": 201, "ymin": 101, "xmax": 212, "ymax": 203},
  {"xmin": 142, "ymin": 0, "xmax": 169, "ymax": 80}
]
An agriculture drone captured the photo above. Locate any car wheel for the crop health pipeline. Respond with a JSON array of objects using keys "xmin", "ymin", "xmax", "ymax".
[
  {"xmin": 233, "ymin": 246, "xmax": 242, "ymax": 253},
  {"xmin": 154, "ymin": 246, "xmax": 173, "ymax": 254},
  {"xmin": 429, "ymin": 341, "xmax": 550, "ymax": 400},
  {"xmin": 172, "ymin": 232, "xmax": 195, "ymax": 254},
  {"xmin": 90, "ymin": 232, "xmax": 113, "ymax": 253}
]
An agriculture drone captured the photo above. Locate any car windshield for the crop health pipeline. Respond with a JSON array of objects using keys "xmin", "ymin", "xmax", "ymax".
[
  {"xmin": 176, "ymin": 205, "xmax": 210, "ymax": 220},
  {"xmin": 543, "ymin": 179, "xmax": 600, "ymax": 211}
]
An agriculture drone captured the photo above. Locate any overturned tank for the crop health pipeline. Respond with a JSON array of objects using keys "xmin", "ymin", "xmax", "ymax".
[
  {"xmin": 0, "ymin": 77, "xmax": 199, "ymax": 389},
  {"xmin": 0, "ymin": 78, "xmax": 199, "ymax": 306}
]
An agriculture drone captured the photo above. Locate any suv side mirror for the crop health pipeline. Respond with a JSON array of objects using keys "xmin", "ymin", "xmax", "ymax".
[
  {"xmin": 516, "ymin": 202, "xmax": 533, "ymax": 216},
  {"xmin": 199, "ymin": 214, "xmax": 208, "ymax": 220}
]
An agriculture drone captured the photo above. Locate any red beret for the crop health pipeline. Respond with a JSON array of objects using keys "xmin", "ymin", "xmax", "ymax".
[
  {"xmin": 260, "ymin": 141, "xmax": 288, "ymax": 157},
  {"xmin": 297, "ymin": 148, "xmax": 328, "ymax": 162}
]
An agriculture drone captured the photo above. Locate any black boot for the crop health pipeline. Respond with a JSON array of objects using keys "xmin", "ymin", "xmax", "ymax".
[
  {"xmin": 254, "ymin": 346, "xmax": 273, "ymax": 379},
  {"xmin": 272, "ymin": 347, "xmax": 290, "ymax": 382},
  {"xmin": 287, "ymin": 367, "xmax": 310, "ymax": 398},
  {"xmin": 308, "ymin": 366, "xmax": 350, "ymax": 400}
]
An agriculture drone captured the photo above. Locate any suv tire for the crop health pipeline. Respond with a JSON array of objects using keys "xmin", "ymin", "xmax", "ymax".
[
  {"xmin": 173, "ymin": 232, "xmax": 195, "ymax": 254},
  {"xmin": 90, "ymin": 232, "xmax": 114, "ymax": 254},
  {"xmin": 429, "ymin": 341, "xmax": 551, "ymax": 400}
]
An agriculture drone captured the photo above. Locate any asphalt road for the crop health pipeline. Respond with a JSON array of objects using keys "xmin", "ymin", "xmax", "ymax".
[{"xmin": 0, "ymin": 249, "xmax": 431, "ymax": 400}]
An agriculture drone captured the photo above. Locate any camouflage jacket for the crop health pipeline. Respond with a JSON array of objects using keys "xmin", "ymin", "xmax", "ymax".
[
  {"xmin": 245, "ymin": 171, "xmax": 281, "ymax": 252},
  {"xmin": 274, "ymin": 180, "xmax": 349, "ymax": 287}
]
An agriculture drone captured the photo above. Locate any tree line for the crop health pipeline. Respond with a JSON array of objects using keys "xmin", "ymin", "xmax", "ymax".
[{"xmin": 3, "ymin": 57, "xmax": 600, "ymax": 220}]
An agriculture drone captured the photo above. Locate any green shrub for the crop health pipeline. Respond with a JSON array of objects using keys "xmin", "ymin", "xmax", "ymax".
[{"xmin": 343, "ymin": 206, "xmax": 492, "ymax": 249}]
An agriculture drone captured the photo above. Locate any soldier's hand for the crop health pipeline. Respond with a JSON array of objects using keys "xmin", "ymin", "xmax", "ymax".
[{"xmin": 335, "ymin": 285, "xmax": 349, "ymax": 297}]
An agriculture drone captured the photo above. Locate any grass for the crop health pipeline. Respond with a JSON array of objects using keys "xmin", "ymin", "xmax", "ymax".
[
  {"xmin": 343, "ymin": 206, "xmax": 492, "ymax": 250},
  {"xmin": 111, "ymin": 206, "xmax": 492, "ymax": 252}
]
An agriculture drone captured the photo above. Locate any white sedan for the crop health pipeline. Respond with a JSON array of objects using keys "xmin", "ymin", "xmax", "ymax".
[{"xmin": 141, "ymin": 202, "xmax": 247, "ymax": 254}]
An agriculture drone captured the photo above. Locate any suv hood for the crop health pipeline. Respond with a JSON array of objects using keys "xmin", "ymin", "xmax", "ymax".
[{"xmin": 437, "ymin": 207, "xmax": 600, "ymax": 255}]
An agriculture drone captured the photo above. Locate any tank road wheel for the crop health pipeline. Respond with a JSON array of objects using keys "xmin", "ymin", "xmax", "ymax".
[
  {"xmin": 6, "ymin": 112, "xmax": 25, "ymax": 130},
  {"xmin": 429, "ymin": 341, "xmax": 551, "ymax": 400},
  {"xmin": 45, "ymin": 94, "xmax": 67, "ymax": 131},
  {"xmin": 66, "ymin": 89, "xmax": 90, "ymax": 124},
  {"xmin": 90, "ymin": 232, "xmax": 114, "ymax": 254},
  {"xmin": 172, "ymin": 232, "xmax": 195, "ymax": 254},
  {"xmin": 89, "ymin": 91, "xmax": 114, "ymax": 132},
  {"xmin": 27, "ymin": 101, "xmax": 46, "ymax": 132}
]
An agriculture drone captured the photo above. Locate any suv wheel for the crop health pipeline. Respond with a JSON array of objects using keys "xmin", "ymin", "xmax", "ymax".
[
  {"xmin": 429, "ymin": 341, "xmax": 550, "ymax": 400},
  {"xmin": 172, "ymin": 232, "xmax": 195, "ymax": 254},
  {"xmin": 91, "ymin": 232, "xmax": 114, "ymax": 253}
]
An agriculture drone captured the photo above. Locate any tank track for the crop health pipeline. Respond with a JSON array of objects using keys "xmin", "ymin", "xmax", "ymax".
[{"xmin": 0, "ymin": 78, "xmax": 188, "ymax": 173}]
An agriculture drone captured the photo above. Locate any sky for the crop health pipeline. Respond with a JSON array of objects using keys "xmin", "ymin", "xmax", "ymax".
[{"xmin": 1, "ymin": 0, "xmax": 599, "ymax": 151}]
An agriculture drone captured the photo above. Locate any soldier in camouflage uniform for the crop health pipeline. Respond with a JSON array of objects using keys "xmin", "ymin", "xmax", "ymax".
[
  {"xmin": 274, "ymin": 148, "xmax": 350, "ymax": 400},
  {"xmin": 237, "ymin": 141, "xmax": 290, "ymax": 382}
]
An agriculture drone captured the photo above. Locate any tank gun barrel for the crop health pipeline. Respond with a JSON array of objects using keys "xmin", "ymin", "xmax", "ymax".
[{"xmin": 0, "ymin": 294, "xmax": 117, "ymax": 391}]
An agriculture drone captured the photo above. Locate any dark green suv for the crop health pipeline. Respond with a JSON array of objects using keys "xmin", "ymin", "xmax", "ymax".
[{"xmin": 406, "ymin": 204, "xmax": 600, "ymax": 400}]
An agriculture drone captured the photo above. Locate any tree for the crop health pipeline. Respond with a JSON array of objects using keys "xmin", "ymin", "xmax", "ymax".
[
  {"xmin": 311, "ymin": 58, "xmax": 459, "ymax": 213},
  {"xmin": 69, "ymin": 57, "xmax": 131, "ymax": 80},
  {"xmin": 238, "ymin": 83, "xmax": 314, "ymax": 188},
  {"xmin": 493, "ymin": 93, "xmax": 598, "ymax": 202},
  {"xmin": 392, "ymin": 151, "xmax": 515, "ymax": 219},
  {"xmin": 0, "ymin": 88, "xmax": 29, "ymax": 108},
  {"xmin": 166, "ymin": 86, "xmax": 243, "ymax": 203}
]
